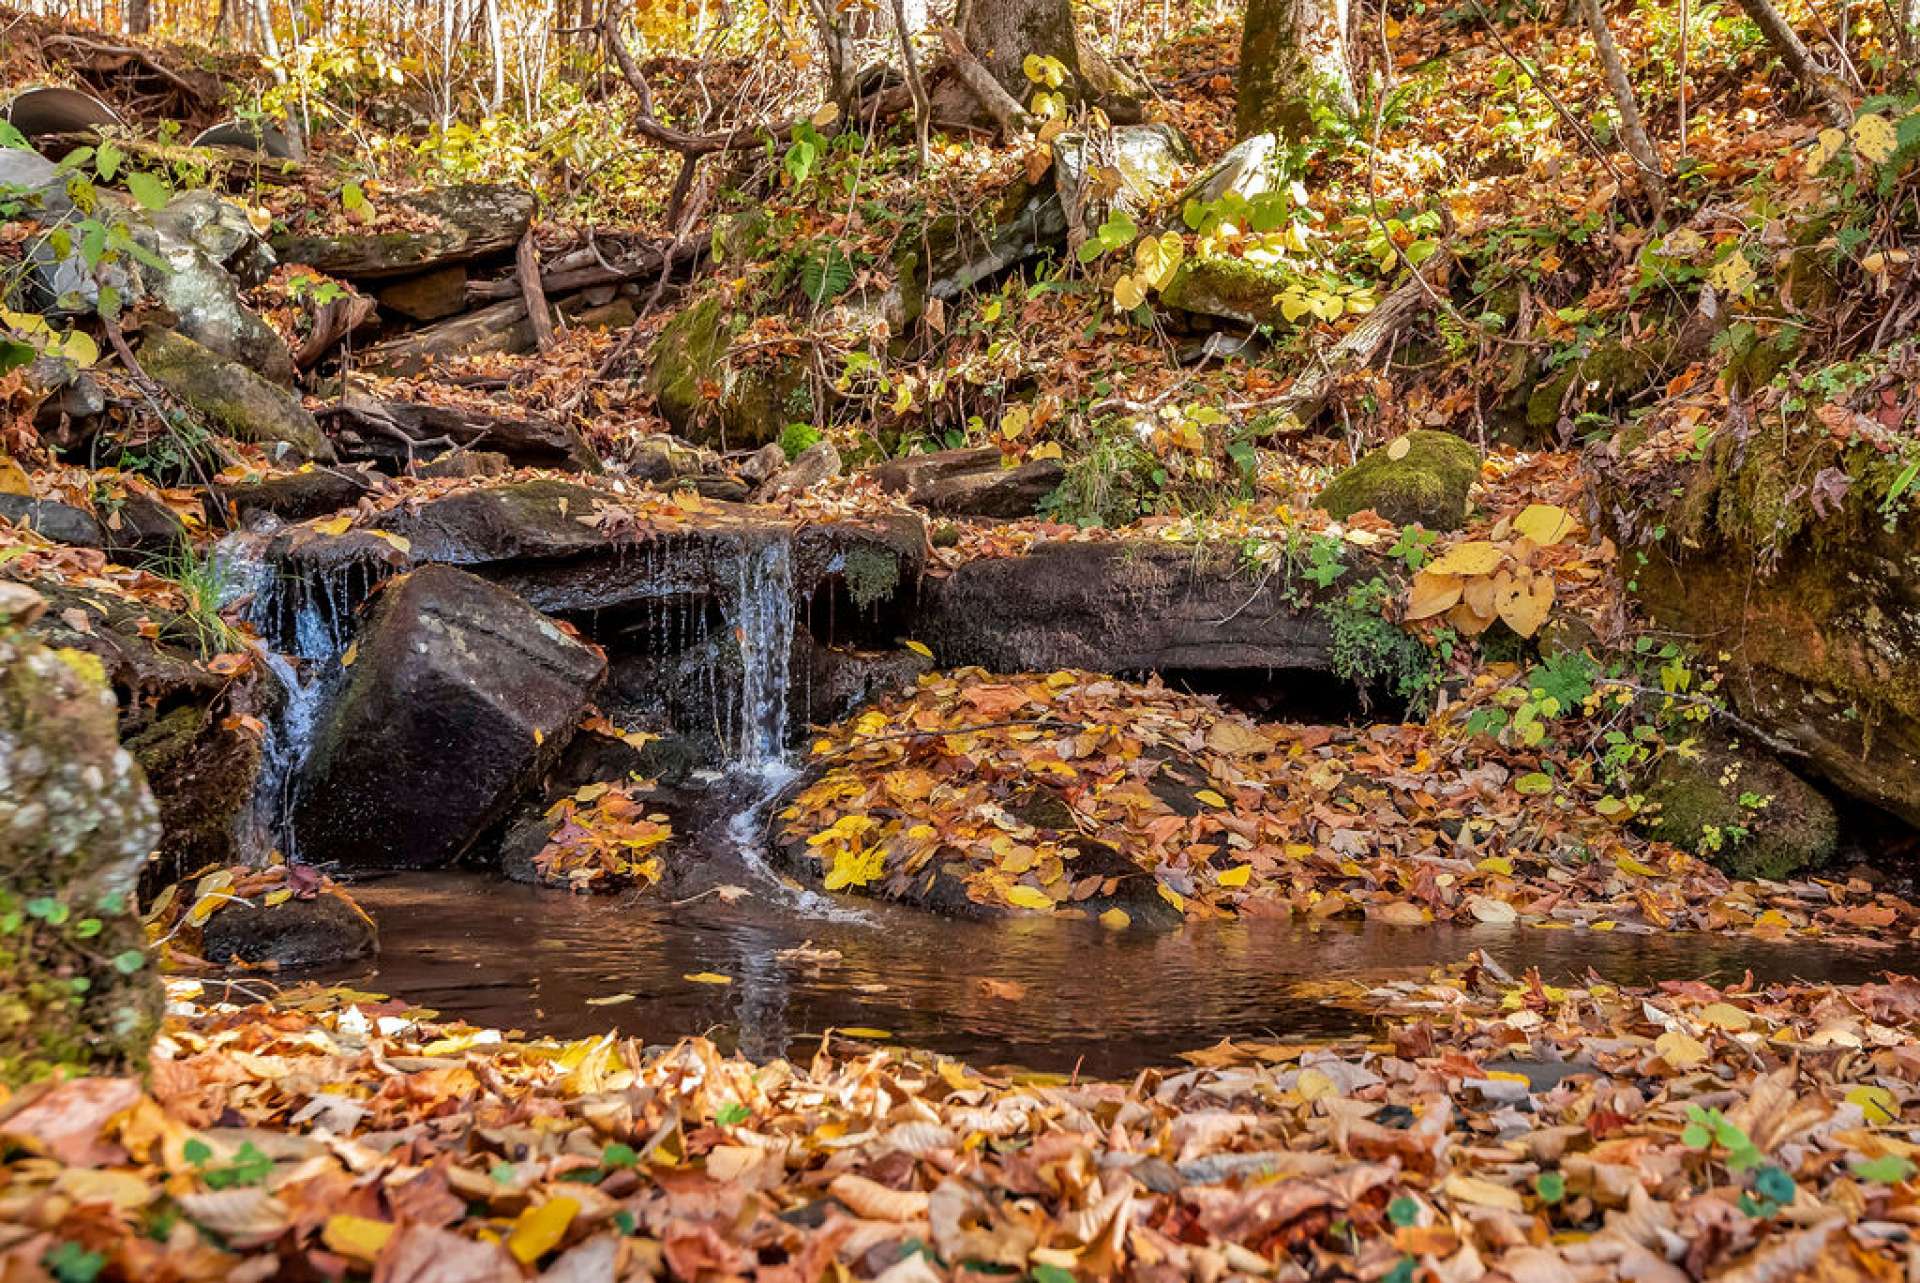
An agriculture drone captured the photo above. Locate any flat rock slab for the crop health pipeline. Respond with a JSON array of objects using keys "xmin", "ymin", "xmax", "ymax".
[
  {"xmin": 290, "ymin": 565, "xmax": 605, "ymax": 869},
  {"xmin": 922, "ymin": 540, "xmax": 1334, "ymax": 675},
  {"xmin": 869, "ymin": 446, "xmax": 1063, "ymax": 520},
  {"xmin": 335, "ymin": 387, "xmax": 599, "ymax": 473},
  {"xmin": 270, "ymin": 185, "xmax": 534, "ymax": 280}
]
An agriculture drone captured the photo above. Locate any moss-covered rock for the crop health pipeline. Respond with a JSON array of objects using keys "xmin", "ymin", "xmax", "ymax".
[
  {"xmin": 269, "ymin": 184, "xmax": 534, "ymax": 279},
  {"xmin": 1637, "ymin": 737, "xmax": 1837, "ymax": 882},
  {"xmin": 1158, "ymin": 256, "xmax": 1291, "ymax": 327},
  {"xmin": 139, "ymin": 327, "xmax": 335, "ymax": 463},
  {"xmin": 645, "ymin": 295, "xmax": 804, "ymax": 450},
  {"xmin": 1314, "ymin": 430, "xmax": 1481, "ymax": 530},
  {"xmin": 0, "ymin": 584, "xmax": 162, "ymax": 1083}
]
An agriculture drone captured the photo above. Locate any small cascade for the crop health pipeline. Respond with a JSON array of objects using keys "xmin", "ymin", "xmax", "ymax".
[
  {"xmin": 725, "ymin": 535, "xmax": 795, "ymax": 773},
  {"xmin": 251, "ymin": 646, "xmax": 332, "ymax": 861}
]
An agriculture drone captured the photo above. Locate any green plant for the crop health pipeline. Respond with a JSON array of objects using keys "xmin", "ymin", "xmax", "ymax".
[
  {"xmin": 1041, "ymin": 431, "xmax": 1157, "ymax": 528},
  {"xmin": 779, "ymin": 422, "xmax": 823, "ymax": 460},
  {"xmin": 1322, "ymin": 577, "xmax": 1438, "ymax": 713},
  {"xmin": 843, "ymin": 547, "xmax": 900, "ymax": 610},
  {"xmin": 156, "ymin": 544, "xmax": 245, "ymax": 659}
]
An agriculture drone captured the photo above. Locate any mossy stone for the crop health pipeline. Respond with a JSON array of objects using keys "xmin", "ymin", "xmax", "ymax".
[
  {"xmin": 1158, "ymin": 257, "xmax": 1292, "ymax": 327},
  {"xmin": 0, "ymin": 597, "xmax": 162, "ymax": 1083},
  {"xmin": 138, "ymin": 327, "xmax": 335, "ymax": 463},
  {"xmin": 1638, "ymin": 738, "xmax": 1838, "ymax": 882},
  {"xmin": 645, "ymin": 294, "xmax": 800, "ymax": 450},
  {"xmin": 1314, "ymin": 430, "xmax": 1481, "ymax": 530}
]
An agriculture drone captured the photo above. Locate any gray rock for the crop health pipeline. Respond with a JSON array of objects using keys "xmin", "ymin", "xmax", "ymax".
[
  {"xmin": 270, "ymin": 185, "xmax": 535, "ymax": 279},
  {"xmin": 754, "ymin": 440, "xmax": 841, "ymax": 499},
  {"xmin": 206, "ymin": 465, "xmax": 382, "ymax": 526},
  {"xmin": 291, "ymin": 565, "xmax": 606, "ymax": 869},
  {"xmin": 0, "ymin": 494, "xmax": 106, "ymax": 547},
  {"xmin": 869, "ymin": 446, "xmax": 1062, "ymax": 520},
  {"xmin": 138, "ymin": 194, "xmax": 293, "ymax": 383},
  {"xmin": 1055, "ymin": 123, "xmax": 1192, "ymax": 248},
  {"xmin": 1177, "ymin": 133, "xmax": 1280, "ymax": 208},
  {"xmin": 740, "ymin": 442, "xmax": 788, "ymax": 486},
  {"xmin": 138, "ymin": 327, "xmax": 334, "ymax": 463},
  {"xmin": 928, "ymin": 183, "xmax": 1068, "ymax": 301}
]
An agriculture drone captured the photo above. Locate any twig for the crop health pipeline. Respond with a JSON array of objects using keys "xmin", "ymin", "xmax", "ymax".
[
  {"xmin": 1468, "ymin": 0, "xmax": 1631, "ymax": 190},
  {"xmin": 891, "ymin": 0, "xmax": 932, "ymax": 168},
  {"xmin": 935, "ymin": 25, "xmax": 1034, "ymax": 139}
]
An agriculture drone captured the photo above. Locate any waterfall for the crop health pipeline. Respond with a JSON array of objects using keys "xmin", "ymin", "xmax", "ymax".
[{"xmin": 726, "ymin": 536, "xmax": 794, "ymax": 773}]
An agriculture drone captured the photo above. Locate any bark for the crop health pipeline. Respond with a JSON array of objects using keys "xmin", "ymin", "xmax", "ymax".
[
  {"xmin": 1235, "ymin": 0, "xmax": 1356, "ymax": 141},
  {"xmin": 956, "ymin": 0, "xmax": 1142, "ymax": 116},
  {"xmin": 127, "ymin": 0, "xmax": 152, "ymax": 35},
  {"xmin": 516, "ymin": 232, "xmax": 556, "ymax": 352},
  {"xmin": 484, "ymin": 0, "xmax": 507, "ymax": 114},
  {"xmin": 937, "ymin": 25, "xmax": 1035, "ymax": 137},
  {"xmin": 1578, "ymin": 0, "xmax": 1668, "ymax": 216},
  {"xmin": 1730, "ymin": 0, "xmax": 1853, "ymax": 126},
  {"xmin": 1268, "ymin": 252, "xmax": 1451, "ymax": 433}
]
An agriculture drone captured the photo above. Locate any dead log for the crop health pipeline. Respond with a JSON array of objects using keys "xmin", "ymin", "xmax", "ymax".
[
  {"xmin": 293, "ymin": 293, "xmax": 379, "ymax": 370},
  {"xmin": 1268, "ymin": 253, "xmax": 1452, "ymax": 434},
  {"xmin": 935, "ymin": 26, "xmax": 1035, "ymax": 139},
  {"xmin": 328, "ymin": 382, "xmax": 599, "ymax": 471},
  {"xmin": 465, "ymin": 238, "xmax": 706, "ymax": 302},
  {"xmin": 516, "ymin": 233, "xmax": 557, "ymax": 352}
]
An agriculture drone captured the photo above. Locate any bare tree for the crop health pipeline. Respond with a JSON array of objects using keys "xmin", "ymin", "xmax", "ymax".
[{"xmin": 1579, "ymin": 0, "xmax": 1668, "ymax": 216}]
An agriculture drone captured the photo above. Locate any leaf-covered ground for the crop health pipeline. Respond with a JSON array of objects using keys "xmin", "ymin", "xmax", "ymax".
[{"xmin": 7, "ymin": 963, "xmax": 1920, "ymax": 1280}]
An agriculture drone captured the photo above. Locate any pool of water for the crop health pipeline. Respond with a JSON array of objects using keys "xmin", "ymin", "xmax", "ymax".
[{"xmin": 322, "ymin": 867, "xmax": 1920, "ymax": 1077}]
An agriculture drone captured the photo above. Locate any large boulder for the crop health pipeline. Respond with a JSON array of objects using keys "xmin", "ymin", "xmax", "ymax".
[
  {"xmin": 0, "ymin": 585, "xmax": 161, "ymax": 1082},
  {"xmin": 1594, "ymin": 428, "xmax": 1920, "ymax": 827},
  {"xmin": 0, "ymin": 495, "xmax": 105, "ymax": 548},
  {"xmin": 1636, "ymin": 734, "xmax": 1838, "ymax": 882},
  {"xmin": 269, "ymin": 184, "xmax": 535, "ymax": 279},
  {"xmin": 646, "ymin": 295, "xmax": 803, "ymax": 450},
  {"xmin": 138, "ymin": 328, "xmax": 335, "ymax": 463},
  {"xmin": 1314, "ymin": 430, "xmax": 1481, "ymax": 531},
  {"xmin": 139, "ymin": 191, "xmax": 294, "ymax": 384},
  {"xmin": 290, "ymin": 566, "xmax": 605, "ymax": 869},
  {"xmin": 1054, "ymin": 124, "xmax": 1191, "ymax": 249},
  {"xmin": 922, "ymin": 540, "xmax": 1333, "ymax": 675},
  {"xmin": 1158, "ymin": 255, "xmax": 1292, "ymax": 327},
  {"xmin": 869, "ymin": 446, "xmax": 1063, "ymax": 520}
]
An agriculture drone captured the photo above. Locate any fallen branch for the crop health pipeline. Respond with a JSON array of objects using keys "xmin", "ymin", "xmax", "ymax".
[
  {"xmin": 516, "ymin": 232, "xmax": 557, "ymax": 353},
  {"xmin": 1731, "ymin": 0, "xmax": 1854, "ymax": 126},
  {"xmin": 936, "ymin": 25, "xmax": 1034, "ymax": 139}
]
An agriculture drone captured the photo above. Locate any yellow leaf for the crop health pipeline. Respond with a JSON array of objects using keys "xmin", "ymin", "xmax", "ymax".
[
  {"xmin": 810, "ymin": 101, "xmax": 841, "ymax": 128},
  {"xmin": 0, "ymin": 455, "xmax": 31, "ymax": 496},
  {"xmin": 904, "ymin": 639, "xmax": 933, "ymax": 658},
  {"xmin": 1495, "ymin": 569, "xmax": 1555, "ymax": 638},
  {"xmin": 1194, "ymin": 789, "xmax": 1229, "ymax": 808},
  {"xmin": 1655, "ymin": 1029, "xmax": 1708, "ymax": 1068},
  {"xmin": 1099, "ymin": 907, "xmax": 1131, "ymax": 929},
  {"xmin": 1279, "ymin": 292, "xmax": 1313, "ymax": 323},
  {"xmin": 1217, "ymin": 864, "xmax": 1252, "ymax": 887},
  {"xmin": 684, "ymin": 971, "xmax": 733, "ymax": 985},
  {"xmin": 837, "ymin": 1026, "xmax": 894, "ymax": 1040},
  {"xmin": 322, "ymin": 1214, "xmax": 394, "ymax": 1263},
  {"xmin": 1512, "ymin": 503, "xmax": 1574, "ymax": 547},
  {"xmin": 1425, "ymin": 541, "xmax": 1505, "ymax": 577},
  {"xmin": 369, "ymin": 530, "xmax": 411, "ymax": 554},
  {"xmin": 507, "ymin": 1197, "xmax": 579, "ymax": 1265},
  {"xmin": 1157, "ymin": 884, "xmax": 1186, "ymax": 913},
  {"xmin": 1405, "ymin": 571, "xmax": 1464, "ymax": 621},
  {"xmin": 1852, "ymin": 111, "xmax": 1898, "ymax": 165},
  {"xmin": 1005, "ymin": 885, "xmax": 1054, "ymax": 911},
  {"xmin": 1849, "ymin": 1085, "xmax": 1898, "ymax": 1124},
  {"xmin": 1442, "ymin": 1174, "xmax": 1525, "ymax": 1212},
  {"xmin": 1708, "ymin": 252, "xmax": 1756, "ymax": 297},
  {"xmin": 263, "ymin": 888, "xmax": 292, "ymax": 908},
  {"xmin": 312, "ymin": 514, "xmax": 353, "ymax": 536},
  {"xmin": 1385, "ymin": 436, "xmax": 1411, "ymax": 461},
  {"xmin": 340, "ymin": 640, "xmax": 358, "ymax": 668},
  {"xmin": 1296, "ymin": 1067, "xmax": 1338, "ymax": 1101},
  {"xmin": 1029, "ymin": 441, "xmax": 1063, "ymax": 460},
  {"xmin": 1806, "ymin": 125, "xmax": 1847, "ymax": 172},
  {"xmin": 1698, "ymin": 1002, "xmax": 1752, "ymax": 1032},
  {"xmin": 1112, "ymin": 274, "xmax": 1147, "ymax": 310}
]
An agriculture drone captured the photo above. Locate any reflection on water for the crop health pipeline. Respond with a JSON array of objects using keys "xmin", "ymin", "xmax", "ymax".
[{"xmin": 324, "ymin": 872, "xmax": 1920, "ymax": 1076}]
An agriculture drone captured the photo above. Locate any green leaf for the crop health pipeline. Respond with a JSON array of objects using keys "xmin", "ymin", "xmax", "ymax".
[
  {"xmin": 1030, "ymin": 1266, "xmax": 1075, "ymax": 1283},
  {"xmin": 601, "ymin": 1142, "xmax": 639, "ymax": 1168},
  {"xmin": 490, "ymin": 1161, "xmax": 517, "ymax": 1184},
  {"xmin": 94, "ymin": 142, "xmax": 122, "ymax": 182},
  {"xmin": 1852, "ymin": 1154, "xmax": 1916, "ymax": 1184},
  {"xmin": 0, "ymin": 339, "xmax": 33, "ymax": 375},
  {"xmin": 183, "ymin": 1137, "xmax": 213, "ymax": 1166},
  {"xmin": 1382, "ymin": 1257, "xmax": 1415, "ymax": 1283},
  {"xmin": 42, "ymin": 1242, "xmax": 104, "ymax": 1283},
  {"xmin": 341, "ymin": 181, "xmax": 368, "ymax": 212},
  {"xmin": 1681, "ymin": 1121, "xmax": 1711, "ymax": 1148},
  {"xmin": 1534, "ymin": 1171, "xmax": 1565, "ymax": 1204},
  {"xmin": 125, "ymin": 170, "xmax": 171, "ymax": 212},
  {"xmin": 0, "ymin": 120, "xmax": 30, "ymax": 150},
  {"xmin": 110, "ymin": 948, "xmax": 146, "ymax": 974},
  {"xmin": 72, "ymin": 917, "xmax": 102, "ymax": 939},
  {"xmin": 1386, "ymin": 1195, "xmax": 1418, "ymax": 1227}
]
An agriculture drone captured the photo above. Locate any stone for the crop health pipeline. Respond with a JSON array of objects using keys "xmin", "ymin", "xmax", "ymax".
[
  {"xmin": 335, "ymin": 384, "xmax": 600, "ymax": 472},
  {"xmin": 416, "ymin": 450, "xmax": 510, "ymax": 479},
  {"xmin": 200, "ymin": 890, "xmax": 377, "ymax": 967},
  {"xmin": 375, "ymin": 264, "xmax": 469, "ymax": 321},
  {"xmin": 206, "ymin": 465, "xmax": 384, "ymax": 526},
  {"xmin": 270, "ymin": 185, "xmax": 535, "ymax": 279},
  {"xmin": 1636, "ymin": 735, "xmax": 1838, "ymax": 882},
  {"xmin": 122, "ymin": 700, "xmax": 267, "ymax": 890},
  {"xmin": 625, "ymin": 435, "xmax": 717, "ymax": 485},
  {"xmin": 138, "ymin": 328, "xmax": 335, "ymax": 463},
  {"xmin": 99, "ymin": 489, "xmax": 190, "ymax": 558},
  {"xmin": 1157, "ymin": 256, "xmax": 1292, "ymax": 327},
  {"xmin": 923, "ymin": 539, "xmax": 1334, "ymax": 675},
  {"xmin": 927, "ymin": 182, "xmax": 1069, "ymax": 301},
  {"xmin": 1177, "ymin": 132, "xmax": 1279, "ymax": 208},
  {"xmin": 754, "ymin": 440, "xmax": 841, "ymax": 499},
  {"xmin": 1314, "ymin": 430, "xmax": 1481, "ymax": 531},
  {"xmin": 290, "ymin": 565, "xmax": 605, "ymax": 869},
  {"xmin": 0, "ymin": 495, "xmax": 105, "ymax": 547},
  {"xmin": 740, "ymin": 442, "xmax": 787, "ymax": 486},
  {"xmin": 645, "ymin": 295, "xmax": 803, "ymax": 450},
  {"xmin": 0, "ymin": 603, "xmax": 163, "ymax": 1082},
  {"xmin": 869, "ymin": 446, "xmax": 1062, "ymax": 520},
  {"xmin": 1054, "ymin": 124, "xmax": 1192, "ymax": 247},
  {"xmin": 138, "ymin": 192, "xmax": 294, "ymax": 384}
]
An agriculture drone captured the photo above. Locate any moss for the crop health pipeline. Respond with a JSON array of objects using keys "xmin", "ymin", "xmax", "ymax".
[
  {"xmin": 645, "ymin": 294, "xmax": 802, "ymax": 450},
  {"xmin": 843, "ymin": 546, "xmax": 901, "ymax": 611},
  {"xmin": 1525, "ymin": 339, "xmax": 1668, "ymax": 432},
  {"xmin": 1638, "ymin": 739, "xmax": 1837, "ymax": 882},
  {"xmin": 138, "ymin": 327, "xmax": 334, "ymax": 462},
  {"xmin": 1158, "ymin": 256, "xmax": 1291, "ymax": 327},
  {"xmin": 1314, "ymin": 429, "xmax": 1481, "ymax": 531}
]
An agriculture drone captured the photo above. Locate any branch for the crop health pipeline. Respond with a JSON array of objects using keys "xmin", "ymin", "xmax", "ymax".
[
  {"xmin": 1729, "ymin": 0, "xmax": 1854, "ymax": 126},
  {"xmin": 1579, "ymin": 0, "xmax": 1668, "ymax": 217},
  {"xmin": 516, "ymin": 232, "xmax": 557, "ymax": 352},
  {"xmin": 935, "ymin": 25, "xmax": 1034, "ymax": 139}
]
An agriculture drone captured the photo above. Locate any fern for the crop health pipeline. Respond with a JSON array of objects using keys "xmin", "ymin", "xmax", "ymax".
[{"xmin": 801, "ymin": 249, "xmax": 854, "ymax": 304}]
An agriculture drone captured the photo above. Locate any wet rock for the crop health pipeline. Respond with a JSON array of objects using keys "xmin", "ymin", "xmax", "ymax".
[
  {"xmin": 0, "ymin": 495, "xmax": 105, "ymax": 547},
  {"xmin": 496, "ymin": 732, "xmax": 687, "ymax": 886},
  {"xmin": 138, "ymin": 328, "xmax": 335, "ymax": 463},
  {"xmin": 794, "ymin": 639, "xmax": 931, "ymax": 728},
  {"xmin": 1636, "ymin": 735, "xmax": 1837, "ymax": 882},
  {"xmin": 0, "ymin": 592, "xmax": 162, "ymax": 1081},
  {"xmin": 646, "ymin": 294, "xmax": 803, "ymax": 450},
  {"xmin": 27, "ymin": 356, "xmax": 106, "ymax": 445},
  {"xmin": 99, "ymin": 490, "xmax": 190, "ymax": 559},
  {"xmin": 206, "ymin": 464, "xmax": 384, "ymax": 526},
  {"xmin": 123, "ymin": 700, "xmax": 268, "ymax": 891},
  {"xmin": 270, "ymin": 185, "xmax": 535, "ymax": 279},
  {"xmin": 199, "ymin": 890, "xmax": 377, "ymax": 967},
  {"xmin": 923, "ymin": 540, "xmax": 1333, "ymax": 675},
  {"xmin": 357, "ymin": 293, "xmax": 623, "ymax": 376},
  {"xmin": 139, "ymin": 192, "xmax": 294, "ymax": 384},
  {"xmin": 1314, "ymin": 430, "xmax": 1481, "ymax": 531},
  {"xmin": 25, "ymin": 580, "xmax": 221, "ymax": 708},
  {"xmin": 754, "ymin": 440, "xmax": 841, "ymax": 500},
  {"xmin": 869, "ymin": 446, "xmax": 1063, "ymax": 520},
  {"xmin": 291, "ymin": 565, "xmax": 605, "ymax": 869}
]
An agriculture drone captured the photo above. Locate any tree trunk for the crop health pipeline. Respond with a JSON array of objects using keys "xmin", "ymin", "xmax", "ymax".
[
  {"xmin": 1578, "ymin": 0, "xmax": 1668, "ymax": 215},
  {"xmin": 484, "ymin": 0, "xmax": 507, "ymax": 114},
  {"xmin": 956, "ymin": 0, "xmax": 1141, "ymax": 116},
  {"xmin": 1730, "ymin": 0, "xmax": 1853, "ymax": 126},
  {"xmin": 128, "ymin": 0, "xmax": 152, "ymax": 35},
  {"xmin": 1235, "ymin": 0, "xmax": 1355, "ymax": 141}
]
